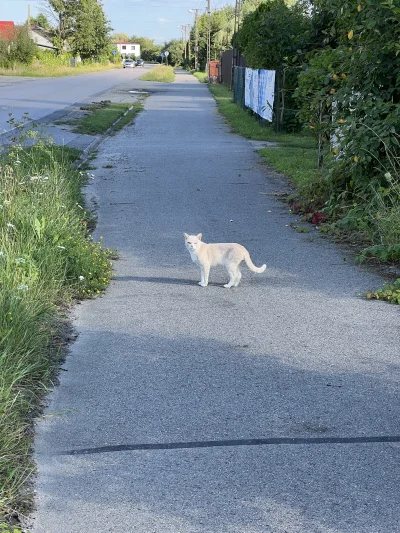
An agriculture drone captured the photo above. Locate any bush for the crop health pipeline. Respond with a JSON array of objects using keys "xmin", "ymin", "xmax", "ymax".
[{"xmin": 0, "ymin": 25, "xmax": 37, "ymax": 67}]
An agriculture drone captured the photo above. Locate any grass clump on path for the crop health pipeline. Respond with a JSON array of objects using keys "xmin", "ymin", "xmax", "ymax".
[
  {"xmin": 0, "ymin": 129, "xmax": 113, "ymax": 524},
  {"xmin": 73, "ymin": 101, "xmax": 142, "ymax": 135},
  {"xmin": 140, "ymin": 65, "xmax": 175, "ymax": 83},
  {"xmin": 192, "ymin": 71, "xmax": 207, "ymax": 83}
]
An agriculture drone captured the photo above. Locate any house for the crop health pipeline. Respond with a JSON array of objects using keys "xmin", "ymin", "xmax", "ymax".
[
  {"xmin": 0, "ymin": 21, "xmax": 56, "ymax": 51},
  {"xmin": 29, "ymin": 25, "xmax": 57, "ymax": 50},
  {"xmin": 113, "ymin": 41, "xmax": 141, "ymax": 58}
]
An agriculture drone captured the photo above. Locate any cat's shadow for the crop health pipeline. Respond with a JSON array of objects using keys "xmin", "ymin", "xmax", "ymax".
[
  {"xmin": 113, "ymin": 276, "xmax": 201, "ymax": 286},
  {"xmin": 113, "ymin": 275, "xmax": 270, "ymax": 288}
]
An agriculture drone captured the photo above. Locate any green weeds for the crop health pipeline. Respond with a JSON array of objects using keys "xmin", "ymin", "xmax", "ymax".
[
  {"xmin": 0, "ymin": 126, "xmax": 113, "ymax": 521},
  {"xmin": 113, "ymin": 103, "xmax": 143, "ymax": 132},
  {"xmin": 74, "ymin": 102, "xmax": 141, "ymax": 135},
  {"xmin": 366, "ymin": 279, "xmax": 400, "ymax": 305}
]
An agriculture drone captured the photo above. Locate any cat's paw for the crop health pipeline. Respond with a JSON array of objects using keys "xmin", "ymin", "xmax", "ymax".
[
  {"xmin": 199, "ymin": 281, "xmax": 208, "ymax": 287},
  {"xmin": 224, "ymin": 283, "xmax": 233, "ymax": 288}
]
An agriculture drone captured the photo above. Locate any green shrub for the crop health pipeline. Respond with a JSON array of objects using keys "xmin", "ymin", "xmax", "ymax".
[{"xmin": 0, "ymin": 25, "xmax": 37, "ymax": 67}]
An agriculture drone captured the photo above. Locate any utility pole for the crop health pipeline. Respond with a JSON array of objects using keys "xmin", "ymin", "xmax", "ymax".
[
  {"xmin": 231, "ymin": 0, "xmax": 238, "ymax": 89},
  {"xmin": 178, "ymin": 25, "xmax": 186, "ymax": 62},
  {"xmin": 189, "ymin": 9, "xmax": 199, "ymax": 71},
  {"xmin": 207, "ymin": 0, "xmax": 211, "ymax": 69},
  {"xmin": 185, "ymin": 24, "xmax": 192, "ymax": 65}
]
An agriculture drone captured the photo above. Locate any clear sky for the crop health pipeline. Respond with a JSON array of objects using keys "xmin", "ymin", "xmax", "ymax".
[{"xmin": 2, "ymin": 0, "xmax": 235, "ymax": 44}]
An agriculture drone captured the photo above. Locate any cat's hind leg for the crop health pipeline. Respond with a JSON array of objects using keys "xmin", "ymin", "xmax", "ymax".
[
  {"xmin": 233, "ymin": 266, "xmax": 242, "ymax": 287},
  {"xmin": 224, "ymin": 265, "xmax": 238, "ymax": 288}
]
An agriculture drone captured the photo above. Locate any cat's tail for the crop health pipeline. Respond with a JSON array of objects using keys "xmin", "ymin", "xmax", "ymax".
[{"xmin": 244, "ymin": 251, "xmax": 266, "ymax": 273}]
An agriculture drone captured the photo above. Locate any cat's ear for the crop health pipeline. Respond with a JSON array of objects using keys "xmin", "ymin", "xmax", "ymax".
[
  {"xmin": 197, "ymin": 233, "xmax": 202, "ymax": 240},
  {"xmin": 183, "ymin": 233, "xmax": 189, "ymax": 240}
]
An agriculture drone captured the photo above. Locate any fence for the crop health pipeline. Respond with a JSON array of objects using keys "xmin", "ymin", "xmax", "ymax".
[
  {"xmin": 233, "ymin": 66, "xmax": 246, "ymax": 107},
  {"xmin": 233, "ymin": 66, "xmax": 300, "ymax": 133},
  {"xmin": 220, "ymin": 49, "xmax": 246, "ymax": 87},
  {"xmin": 233, "ymin": 66, "xmax": 278, "ymax": 127}
]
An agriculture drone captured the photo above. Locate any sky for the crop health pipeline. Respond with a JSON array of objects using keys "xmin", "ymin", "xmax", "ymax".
[{"xmin": 1, "ymin": 0, "xmax": 236, "ymax": 44}]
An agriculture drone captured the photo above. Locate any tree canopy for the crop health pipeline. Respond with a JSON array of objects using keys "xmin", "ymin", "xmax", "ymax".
[{"xmin": 43, "ymin": 0, "xmax": 112, "ymax": 58}]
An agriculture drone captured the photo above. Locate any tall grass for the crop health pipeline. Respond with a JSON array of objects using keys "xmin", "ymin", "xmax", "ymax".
[
  {"xmin": 0, "ymin": 52, "xmax": 118, "ymax": 78},
  {"xmin": 0, "ymin": 127, "xmax": 113, "ymax": 522},
  {"xmin": 140, "ymin": 65, "xmax": 175, "ymax": 83}
]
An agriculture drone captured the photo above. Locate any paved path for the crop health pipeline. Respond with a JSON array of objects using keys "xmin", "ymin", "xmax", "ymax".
[{"xmin": 32, "ymin": 71, "xmax": 400, "ymax": 533}]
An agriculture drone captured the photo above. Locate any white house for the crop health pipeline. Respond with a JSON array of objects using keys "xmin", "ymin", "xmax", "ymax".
[{"xmin": 114, "ymin": 41, "xmax": 141, "ymax": 58}]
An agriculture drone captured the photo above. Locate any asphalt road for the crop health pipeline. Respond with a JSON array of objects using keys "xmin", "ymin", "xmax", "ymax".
[
  {"xmin": 0, "ymin": 67, "xmax": 146, "ymax": 134},
  {"xmin": 32, "ymin": 71, "xmax": 400, "ymax": 533}
]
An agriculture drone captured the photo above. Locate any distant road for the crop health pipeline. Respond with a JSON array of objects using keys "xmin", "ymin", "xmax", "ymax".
[{"xmin": 0, "ymin": 67, "xmax": 148, "ymax": 134}]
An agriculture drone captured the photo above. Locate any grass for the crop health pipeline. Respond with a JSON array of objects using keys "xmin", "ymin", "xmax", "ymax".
[
  {"xmin": 72, "ymin": 101, "xmax": 143, "ymax": 135},
  {"xmin": 0, "ymin": 131, "xmax": 114, "ymax": 525},
  {"xmin": 139, "ymin": 65, "xmax": 175, "ymax": 83},
  {"xmin": 113, "ymin": 103, "xmax": 144, "ymax": 132},
  {"xmin": 259, "ymin": 145, "xmax": 319, "ymax": 189},
  {"xmin": 208, "ymin": 83, "xmax": 318, "ymax": 188},
  {"xmin": 0, "ymin": 61, "xmax": 119, "ymax": 78},
  {"xmin": 192, "ymin": 71, "xmax": 207, "ymax": 83}
]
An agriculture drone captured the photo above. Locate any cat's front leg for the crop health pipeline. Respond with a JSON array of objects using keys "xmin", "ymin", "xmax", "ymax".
[{"xmin": 199, "ymin": 264, "xmax": 210, "ymax": 287}]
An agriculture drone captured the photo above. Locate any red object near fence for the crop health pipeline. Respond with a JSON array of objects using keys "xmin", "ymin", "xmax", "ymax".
[{"xmin": 208, "ymin": 61, "xmax": 220, "ymax": 82}]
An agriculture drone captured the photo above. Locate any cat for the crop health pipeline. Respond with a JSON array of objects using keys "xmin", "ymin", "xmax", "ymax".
[{"xmin": 184, "ymin": 233, "xmax": 266, "ymax": 288}]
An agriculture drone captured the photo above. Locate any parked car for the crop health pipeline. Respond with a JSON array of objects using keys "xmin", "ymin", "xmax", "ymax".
[
  {"xmin": 136, "ymin": 59, "xmax": 144, "ymax": 67},
  {"xmin": 123, "ymin": 58, "xmax": 135, "ymax": 68}
]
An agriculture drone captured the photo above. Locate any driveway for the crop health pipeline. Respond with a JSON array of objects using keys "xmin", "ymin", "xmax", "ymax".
[{"xmin": 32, "ymin": 70, "xmax": 400, "ymax": 533}]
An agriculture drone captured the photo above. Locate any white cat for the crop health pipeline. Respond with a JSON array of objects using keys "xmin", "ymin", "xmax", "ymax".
[{"xmin": 184, "ymin": 233, "xmax": 266, "ymax": 288}]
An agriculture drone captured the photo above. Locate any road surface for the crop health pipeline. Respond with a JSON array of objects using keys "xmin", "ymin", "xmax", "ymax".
[
  {"xmin": 32, "ymin": 70, "xmax": 400, "ymax": 533},
  {"xmin": 0, "ymin": 67, "xmax": 146, "ymax": 134}
]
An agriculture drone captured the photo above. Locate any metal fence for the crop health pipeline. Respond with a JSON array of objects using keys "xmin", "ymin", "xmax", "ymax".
[
  {"xmin": 220, "ymin": 49, "xmax": 246, "ymax": 88},
  {"xmin": 233, "ymin": 66, "xmax": 246, "ymax": 108},
  {"xmin": 233, "ymin": 66, "xmax": 297, "ymax": 133}
]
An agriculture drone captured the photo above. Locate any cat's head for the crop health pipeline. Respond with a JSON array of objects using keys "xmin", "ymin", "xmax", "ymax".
[{"xmin": 184, "ymin": 233, "xmax": 202, "ymax": 252}]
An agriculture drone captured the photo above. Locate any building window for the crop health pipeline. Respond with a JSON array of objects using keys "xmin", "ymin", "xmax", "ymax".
[
  {"xmin": 122, "ymin": 45, "xmax": 126, "ymax": 50},
  {"xmin": 131, "ymin": 46, "xmax": 135, "ymax": 50}
]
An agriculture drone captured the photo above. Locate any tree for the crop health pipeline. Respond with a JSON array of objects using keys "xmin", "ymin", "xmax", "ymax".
[
  {"xmin": 162, "ymin": 39, "xmax": 183, "ymax": 66},
  {"xmin": 30, "ymin": 13, "xmax": 52, "ymax": 30},
  {"xmin": 69, "ymin": 0, "xmax": 112, "ymax": 59},
  {"xmin": 42, "ymin": 0, "xmax": 112, "ymax": 58},
  {"xmin": 237, "ymin": 0, "xmax": 310, "ymax": 69},
  {"xmin": 111, "ymin": 32, "xmax": 130, "ymax": 42},
  {"xmin": 195, "ymin": 7, "xmax": 236, "ymax": 69},
  {"xmin": 236, "ymin": 0, "xmax": 311, "ymax": 131},
  {"xmin": 42, "ymin": 0, "xmax": 74, "ymax": 51},
  {"xmin": 130, "ymin": 35, "xmax": 162, "ymax": 61}
]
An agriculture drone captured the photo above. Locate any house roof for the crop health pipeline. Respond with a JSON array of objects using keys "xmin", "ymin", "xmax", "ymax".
[
  {"xmin": 113, "ymin": 41, "xmax": 140, "ymax": 45},
  {"xmin": 0, "ymin": 21, "xmax": 16, "ymax": 40}
]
